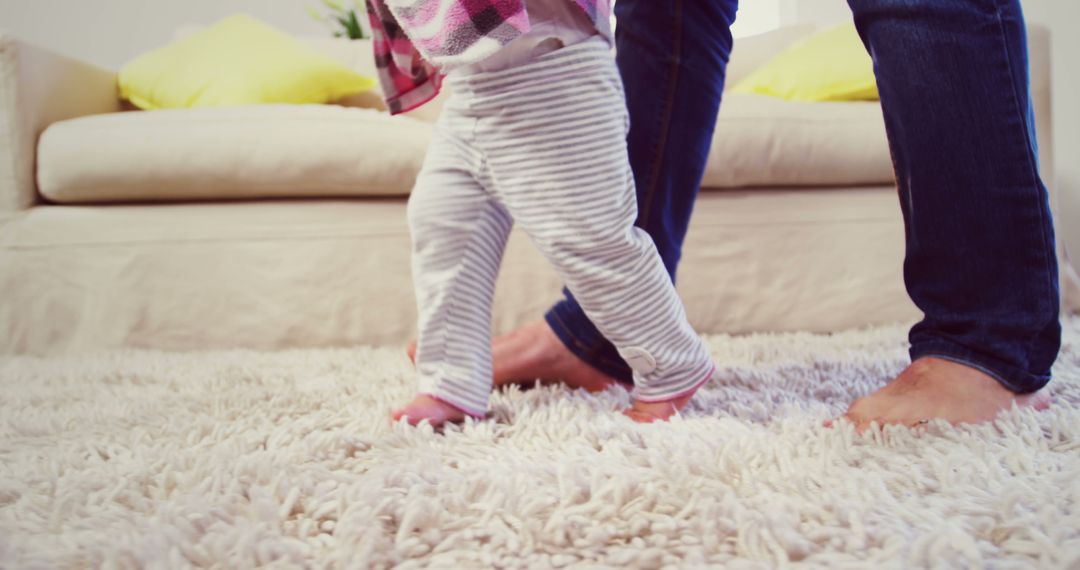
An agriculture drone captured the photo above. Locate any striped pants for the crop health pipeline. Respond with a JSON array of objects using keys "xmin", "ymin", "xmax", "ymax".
[{"xmin": 408, "ymin": 36, "xmax": 716, "ymax": 417}]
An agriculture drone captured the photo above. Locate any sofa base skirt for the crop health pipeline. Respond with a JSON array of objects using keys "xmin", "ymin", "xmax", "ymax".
[{"xmin": 3, "ymin": 187, "xmax": 1077, "ymax": 354}]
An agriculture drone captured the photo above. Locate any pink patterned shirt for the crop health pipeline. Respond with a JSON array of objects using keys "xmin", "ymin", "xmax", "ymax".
[{"xmin": 366, "ymin": 0, "xmax": 612, "ymax": 114}]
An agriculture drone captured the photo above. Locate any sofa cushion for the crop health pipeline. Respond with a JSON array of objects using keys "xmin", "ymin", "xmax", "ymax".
[
  {"xmin": 731, "ymin": 24, "xmax": 877, "ymax": 102},
  {"xmin": 37, "ymin": 94, "xmax": 897, "ymax": 204},
  {"xmin": 702, "ymin": 94, "xmax": 894, "ymax": 189},
  {"xmin": 723, "ymin": 25, "xmax": 816, "ymax": 88},
  {"xmin": 172, "ymin": 26, "xmax": 443, "ymax": 120},
  {"xmin": 37, "ymin": 105, "xmax": 431, "ymax": 203},
  {"xmin": 119, "ymin": 15, "xmax": 376, "ymax": 111}
]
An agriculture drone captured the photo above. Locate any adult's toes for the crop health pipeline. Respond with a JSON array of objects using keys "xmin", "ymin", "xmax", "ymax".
[
  {"xmin": 1030, "ymin": 390, "xmax": 1052, "ymax": 411},
  {"xmin": 847, "ymin": 414, "xmax": 874, "ymax": 434}
]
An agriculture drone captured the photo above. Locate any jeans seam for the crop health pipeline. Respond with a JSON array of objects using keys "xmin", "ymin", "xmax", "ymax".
[
  {"xmin": 993, "ymin": 2, "xmax": 1059, "ymax": 365},
  {"xmin": 635, "ymin": 0, "xmax": 683, "ymax": 228}
]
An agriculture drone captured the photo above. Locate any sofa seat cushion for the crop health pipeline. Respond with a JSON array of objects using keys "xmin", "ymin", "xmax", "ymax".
[
  {"xmin": 37, "ymin": 105, "xmax": 431, "ymax": 203},
  {"xmin": 37, "ymin": 94, "xmax": 897, "ymax": 204},
  {"xmin": 702, "ymin": 94, "xmax": 894, "ymax": 189}
]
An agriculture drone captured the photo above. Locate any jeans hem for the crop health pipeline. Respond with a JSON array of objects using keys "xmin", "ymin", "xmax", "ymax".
[
  {"xmin": 544, "ymin": 310, "xmax": 634, "ymax": 385},
  {"xmin": 909, "ymin": 341, "xmax": 1050, "ymax": 394}
]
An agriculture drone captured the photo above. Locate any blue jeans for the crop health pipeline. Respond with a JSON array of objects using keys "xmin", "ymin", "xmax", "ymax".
[{"xmin": 544, "ymin": 0, "xmax": 1060, "ymax": 394}]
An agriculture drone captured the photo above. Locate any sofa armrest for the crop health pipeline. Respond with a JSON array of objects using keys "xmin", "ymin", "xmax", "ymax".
[{"xmin": 0, "ymin": 33, "xmax": 121, "ymax": 216}]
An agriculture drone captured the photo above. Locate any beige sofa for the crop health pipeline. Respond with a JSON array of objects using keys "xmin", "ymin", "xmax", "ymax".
[{"xmin": 1, "ymin": 25, "xmax": 1076, "ymax": 355}]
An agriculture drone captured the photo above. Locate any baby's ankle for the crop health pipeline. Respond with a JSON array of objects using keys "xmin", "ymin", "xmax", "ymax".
[
  {"xmin": 625, "ymin": 369, "xmax": 714, "ymax": 423},
  {"xmin": 625, "ymin": 393, "xmax": 696, "ymax": 423}
]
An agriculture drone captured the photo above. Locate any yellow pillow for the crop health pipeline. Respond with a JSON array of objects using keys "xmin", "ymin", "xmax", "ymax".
[
  {"xmin": 732, "ymin": 24, "xmax": 878, "ymax": 102},
  {"xmin": 119, "ymin": 14, "xmax": 377, "ymax": 110}
]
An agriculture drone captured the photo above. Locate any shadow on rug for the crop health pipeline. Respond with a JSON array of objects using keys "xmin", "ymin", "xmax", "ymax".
[{"xmin": 1, "ymin": 320, "xmax": 1079, "ymax": 568}]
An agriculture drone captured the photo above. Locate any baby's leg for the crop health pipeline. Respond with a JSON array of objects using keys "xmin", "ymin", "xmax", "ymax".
[
  {"xmin": 478, "ymin": 44, "xmax": 715, "ymax": 421},
  {"xmin": 394, "ymin": 127, "xmax": 513, "ymax": 426}
]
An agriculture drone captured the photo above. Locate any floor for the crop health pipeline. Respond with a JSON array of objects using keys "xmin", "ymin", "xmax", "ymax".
[{"xmin": 1, "ymin": 320, "xmax": 1079, "ymax": 568}]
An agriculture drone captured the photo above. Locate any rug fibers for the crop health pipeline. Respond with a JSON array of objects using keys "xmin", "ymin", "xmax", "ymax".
[{"xmin": 1, "ymin": 320, "xmax": 1080, "ymax": 569}]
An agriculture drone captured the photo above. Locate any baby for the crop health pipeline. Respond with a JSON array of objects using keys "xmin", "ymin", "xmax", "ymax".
[{"xmin": 368, "ymin": 0, "xmax": 716, "ymax": 425}]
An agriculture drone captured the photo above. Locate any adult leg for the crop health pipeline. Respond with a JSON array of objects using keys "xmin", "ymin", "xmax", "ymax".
[
  {"xmin": 841, "ymin": 0, "xmax": 1058, "ymax": 429},
  {"xmin": 492, "ymin": 0, "xmax": 739, "ymax": 389}
]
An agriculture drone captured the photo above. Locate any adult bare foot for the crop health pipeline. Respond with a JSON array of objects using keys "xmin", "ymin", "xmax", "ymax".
[
  {"xmin": 624, "ymin": 393, "xmax": 696, "ymax": 423},
  {"xmin": 405, "ymin": 323, "xmax": 619, "ymax": 393},
  {"xmin": 835, "ymin": 356, "xmax": 1051, "ymax": 432},
  {"xmin": 491, "ymin": 321, "xmax": 620, "ymax": 393},
  {"xmin": 391, "ymin": 394, "xmax": 470, "ymax": 427}
]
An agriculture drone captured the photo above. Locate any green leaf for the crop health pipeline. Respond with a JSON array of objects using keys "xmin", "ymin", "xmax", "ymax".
[
  {"xmin": 306, "ymin": 5, "xmax": 325, "ymax": 22},
  {"xmin": 347, "ymin": 10, "xmax": 364, "ymax": 39},
  {"xmin": 322, "ymin": 0, "xmax": 345, "ymax": 13}
]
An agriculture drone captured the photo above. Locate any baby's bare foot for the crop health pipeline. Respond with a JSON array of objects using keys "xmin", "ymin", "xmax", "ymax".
[
  {"xmin": 625, "ymin": 392, "xmax": 698, "ymax": 423},
  {"xmin": 391, "ymin": 394, "xmax": 469, "ymax": 426}
]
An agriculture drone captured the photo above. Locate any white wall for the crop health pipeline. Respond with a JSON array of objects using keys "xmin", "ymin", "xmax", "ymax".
[
  {"xmin": 776, "ymin": 0, "xmax": 850, "ymax": 27},
  {"xmin": 0, "ymin": 0, "xmax": 327, "ymax": 70},
  {"xmin": 731, "ymin": 2, "xmax": 783, "ymax": 38}
]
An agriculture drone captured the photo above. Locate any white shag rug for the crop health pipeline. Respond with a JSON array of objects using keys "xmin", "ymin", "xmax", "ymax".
[{"xmin": 2, "ymin": 321, "xmax": 1080, "ymax": 569}]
